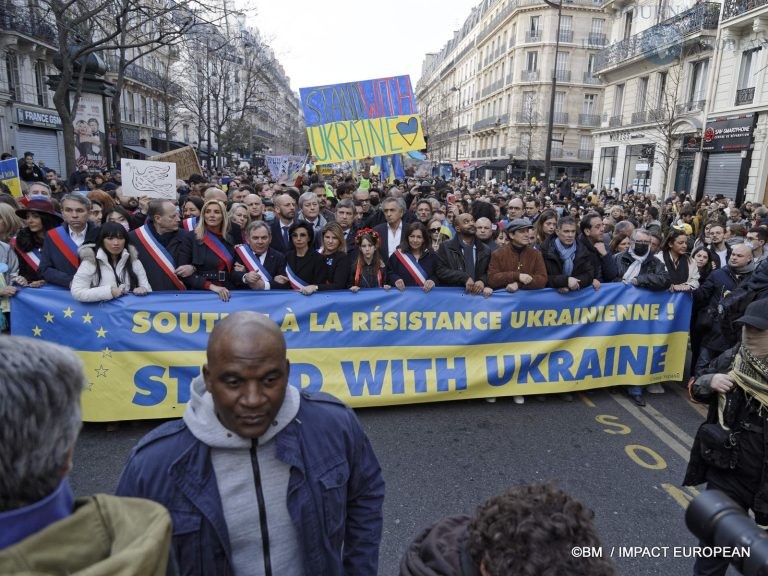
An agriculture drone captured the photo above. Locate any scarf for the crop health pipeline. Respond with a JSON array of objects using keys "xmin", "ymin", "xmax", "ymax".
[
  {"xmin": 622, "ymin": 247, "xmax": 650, "ymax": 283},
  {"xmin": 732, "ymin": 260, "xmax": 757, "ymax": 276},
  {"xmin": 727, "ymin": 346, "xmax": 768, "ymax": 418},
  {"xmin": 554, "ymin": 238, "xmax": 577, "ymax": 276},
  {"xmin": 663, "ymin": 251, "xmax": 690, "ymax": 285}
]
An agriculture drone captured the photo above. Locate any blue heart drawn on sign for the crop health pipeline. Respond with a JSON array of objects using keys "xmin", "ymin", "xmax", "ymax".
[{"xmin": 396, "ymin": 117, "xmax": 419, "ymax": 146}]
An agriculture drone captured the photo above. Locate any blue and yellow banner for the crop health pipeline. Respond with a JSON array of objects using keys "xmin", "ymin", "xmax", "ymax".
[
  {"xmin": 11, "ymin": 285, "xmax": 691, "ymax": 422},
  {"xmin": 0, "ymin": 158, "xmax": 22, "ymax": 198},
  {"xmin": 300, "ymin": 75, "xmax": 425, "ymax": 164}
]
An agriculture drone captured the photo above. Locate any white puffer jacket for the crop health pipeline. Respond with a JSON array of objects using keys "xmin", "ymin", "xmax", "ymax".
[{"xmin": 71, "ymin": 244, "xmax": 152, "ymax": 302}]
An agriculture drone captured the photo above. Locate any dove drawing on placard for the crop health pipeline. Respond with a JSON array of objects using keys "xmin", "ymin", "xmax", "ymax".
[{"xmin": 130, "ymin": 165, "xmax": 175, "ymax": 194}]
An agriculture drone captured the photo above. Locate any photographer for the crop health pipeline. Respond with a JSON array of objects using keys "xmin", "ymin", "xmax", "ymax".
[{"xmin": 684, "ymin": 300, "xmax": 768, "ymax": 576}]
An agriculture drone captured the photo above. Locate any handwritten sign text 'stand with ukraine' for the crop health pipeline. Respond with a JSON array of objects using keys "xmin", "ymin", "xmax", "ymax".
[
  {"xmin": 300, "ymin": 75, "xmax": 426, "ymax": 164},
  {"xmin": 12, "ymin": 285, "xmax": 691, "ymax": 422}
]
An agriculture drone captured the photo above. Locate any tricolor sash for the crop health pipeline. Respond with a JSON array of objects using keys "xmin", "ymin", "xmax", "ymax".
[
  {"xmin": 10, "ymin": 238, "xmax": 41, "ymax": 272},
  {"xmin": 47, "ymin": 225, "xmax": 80, "ymax": 269},
  {"xmin": 182, "ymin": 217, "xmax": 198, "ymax": 232},
  {"xmin": 202, "ymin": 232, "xmax": 233, "ymax": 271},
  {"xmin": 285, "ymin": 264, "xmax": 308, "ymax": 290},
  {"xmin": 235, "ymin": 244, "xmax": 273, "ymax": 283},
  {"xmin": 134, "ymin": 225, "xmax": 186, "ymax": 290},
  {"xmin": 394, "ymin": 250, "xmax": 427, "ymax": 286}
]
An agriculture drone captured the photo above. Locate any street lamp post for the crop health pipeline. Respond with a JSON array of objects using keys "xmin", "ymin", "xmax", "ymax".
[
  {"xmin": 451, "ymin": 86, "xmax": 460, "ymax": 163},
  {"xmin": 543, "ymin": 0, "xmax": 563, "ymax": 189}
]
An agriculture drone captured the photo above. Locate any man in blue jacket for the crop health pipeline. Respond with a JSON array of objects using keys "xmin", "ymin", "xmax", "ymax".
[{"xmin": 116, "ymin": 311, "xmax": 385, "ymax": 576}]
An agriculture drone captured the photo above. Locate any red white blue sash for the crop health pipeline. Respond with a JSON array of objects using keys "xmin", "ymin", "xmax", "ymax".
[
  {"xmin": 235, "ymin": 244, "xmax": 273, "ymax": 283},
  {"xmin": 134, "ymin": 224, "xmax": 186, "ymax": 290},
  {"xmin": 10, "ymin": 238, "xmax": 41, "ymax": 272},
  {"xmin": 394, "ymin": 250, "xmax": 427, "ymax": 286},
  {"xmin": 48, "ymin": 225, "xmax": 80, "ymax": 269},
  {"xmin": 203, "ymin": 232, "xmax": 233, "ymax": 271},
  {"xmin": 285, "ymin": 264, "xmax": 308, "ymax": 290},
  {"xmin": 182, "ymin": 217, "xmax": 197, "ymax": 232}
]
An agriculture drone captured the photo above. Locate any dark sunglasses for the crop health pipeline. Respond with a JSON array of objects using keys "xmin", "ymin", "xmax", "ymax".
[{"xmin": 429, "ymin": 228, "xmax": 441, "ymax": 233}]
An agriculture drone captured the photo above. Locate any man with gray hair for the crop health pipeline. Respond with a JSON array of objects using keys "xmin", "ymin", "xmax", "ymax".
[
  {"xmin": 374, "ymin": 196, "xmax": 407, "ymax": 259},
  {"xmin": 0, "ymin": 337, "xmax": 172, "ymax": 574},
  {"xmin": 39, "ymin": 193, "xmax": 100, "ymax": 287},
  {"xmin": 233, "ymin": 220, "xmax": 286, "ymax": 290}
]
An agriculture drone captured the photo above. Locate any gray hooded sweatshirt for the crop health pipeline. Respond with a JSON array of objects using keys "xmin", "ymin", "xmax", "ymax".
[{"xmin": 183, "ymin": 375, "xmax": 303, "ymax": 576}]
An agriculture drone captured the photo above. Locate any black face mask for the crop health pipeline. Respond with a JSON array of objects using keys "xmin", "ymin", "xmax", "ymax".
[
  {"xmin": 633, "ymin": 243, "xmax": 649, "ymax": 257},
  {"xmin": 370, "ymin": 197, "xmax": 380, "ymax": 207}
]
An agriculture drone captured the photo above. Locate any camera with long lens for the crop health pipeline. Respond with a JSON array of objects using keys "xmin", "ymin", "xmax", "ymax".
[{"xmin": 686, "ymin": 490, "xmax": 768, "ymax": 575}]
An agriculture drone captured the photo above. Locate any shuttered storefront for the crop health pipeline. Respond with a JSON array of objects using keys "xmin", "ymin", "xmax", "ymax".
[
  {"xmin": 702, "ymin": 153, "xmax": 742, "ymax": 200},
  {"xmin": 15, "ymin": 127, "xmax": 62, "ymax": 175}
]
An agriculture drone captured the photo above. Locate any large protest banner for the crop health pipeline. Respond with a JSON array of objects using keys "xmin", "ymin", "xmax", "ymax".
[
  {"xmin": 300, "ymin": 75, "xmax": 426, "ymax": 164},
  {"xmin": 11, "ymin": 285, "xmax": 691, "ymax": 422}
]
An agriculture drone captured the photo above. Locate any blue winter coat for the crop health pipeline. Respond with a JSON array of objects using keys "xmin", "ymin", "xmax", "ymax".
[{"xmin": 115, "ymin": 391, "xmax": 385, "ymax": 576}]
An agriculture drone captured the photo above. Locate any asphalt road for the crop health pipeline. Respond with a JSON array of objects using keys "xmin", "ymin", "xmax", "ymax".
[{"xmin": 70, "ymin": 384, "xmax": 731, "ymax": 576}]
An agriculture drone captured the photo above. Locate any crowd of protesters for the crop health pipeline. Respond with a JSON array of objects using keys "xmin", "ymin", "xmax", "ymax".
[{"xmin": 2, "ymin": 152, "xmax": 768, "ymax": 404}]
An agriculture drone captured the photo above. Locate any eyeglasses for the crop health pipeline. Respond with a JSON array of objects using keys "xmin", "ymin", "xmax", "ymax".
[{"xmin": 430, "ymin": 228, "xmax": 441, "ymax": 233}]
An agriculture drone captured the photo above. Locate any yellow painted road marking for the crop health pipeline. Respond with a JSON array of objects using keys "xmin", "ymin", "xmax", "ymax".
[
  {"xmin": 644, "ymin": 404, "xmax": 695, "ymax": 449},
  {"xmin": 611, "ymin": 394, "xmax": 692, "ymax": 461},
  {"xmin": 625, "ymin": 445, "xmax": 668, "ymax": 469},
  {"xmin": 661, "ymin": 483, "xmax": 700, "ymax": 510},
  {"xmin": 580, "ymin": 393, "xmax": 596, "ymax": 408}
]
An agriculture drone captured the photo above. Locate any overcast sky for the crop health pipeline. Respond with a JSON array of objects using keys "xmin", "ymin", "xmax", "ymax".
[{"xmin": 247, "ymin": 0, "xmax": 480, "ymax": 92}]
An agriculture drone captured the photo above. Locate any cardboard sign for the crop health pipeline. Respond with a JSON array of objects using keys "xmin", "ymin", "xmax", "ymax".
[
  {"xmin": 120, "ymin": 159, "xmax": 177, "ymax": 199},
  {"xmin": 148, "ymin": 146, "xmax": 202, "ymax": 180}
]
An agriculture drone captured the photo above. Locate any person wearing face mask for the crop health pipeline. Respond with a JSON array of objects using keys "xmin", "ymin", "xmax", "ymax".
[
  {"xmin": 684, "ymin": 301, "xmax": 768, "ymax": 576},
  {"xmin": 614, "ymin": 229, "xmax": 672, "ymax": 406},
  {"xmin": 694, "ymin": 243, "xmax": 756, "ymax": 376}
]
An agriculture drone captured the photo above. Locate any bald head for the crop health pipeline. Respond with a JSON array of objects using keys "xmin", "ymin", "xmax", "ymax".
[
  {"xmin": 204, "ymin": 187, "xmax": 228, "ymax": 203},
  {"xmin": 208, "ymin": 312, "xmax": 284, "ymax": 359}
]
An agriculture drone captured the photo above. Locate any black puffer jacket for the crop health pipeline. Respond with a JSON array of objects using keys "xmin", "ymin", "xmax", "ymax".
[{"xmin": 614, "ymin": 251, "xmax": 671, "ymax": 291}]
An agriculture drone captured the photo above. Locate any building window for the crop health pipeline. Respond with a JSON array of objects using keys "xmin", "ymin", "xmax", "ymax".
[
  {"xmin": 736, "ymin": 48, "xmax": 761, "ymax": 105},
  {"xmin": 623, "ymin": 10, "xmax": 633, "ymax": 40},
  {"xmin": 636, "ymin": 76, "xmax": 649, "ymax": 110},
  {"xmin": 688, "ymin": 60, "xmax": 708, "ymax": 103},
  {"xmin": 5, "ymin": 52, "xmax": 20, "ymax": 100},
  {"xmin": 656, "ymin": 71, "xmax": 668, "ymax": 109},
  {"xmin": 591, "ymin": 18, "xmax": 604, "ymax": 34},
  {"xmin": 526, "ymin": 51, "xmax": 538, "ymax": 71},
  {"xmin": 613, "ymin": 84, "xmax": 625, "ymax": 117},
  {"xmin": 183, "ymin": 124, "xmax": 190, "ymax": 142},
  {"xmin": 582, "ymin": 93, "xmax": 597, "ymax": 115},
  {"xmin": 35, "ymin": 60, "xmax": 49, "ymax": 107}
]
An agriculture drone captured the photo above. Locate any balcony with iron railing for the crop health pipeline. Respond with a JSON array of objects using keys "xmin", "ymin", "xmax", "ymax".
[
  {"xmin": 631, "ymin": 110, "xmax": 647, "ymax": 124},
  {"xmin": 473, "ymin": 117, "xmax": 504, "ymax": 131},
  {"xmin": 735, "ymin": 86, "xmax": 755, "ymax": 105},
  {"xmin": 723, "ymin": 0, "xmax": 768, "ymax": 20},
  {"xmin": 516, "ymin": 111, "xmax": 539, "ymax": 123},
  {"xmin": 578, "ymin": 149, "xmax": 594, "ymax": 160},
  {"xmin": 594, "ymin": 2, "xmax": 720, "ymax": 74},
  {"xmin": 588, "ymin": 32, "xmax": 608, "ymax": 47},
  {"xmin": 676, "ymin": 99, "xmax": 706, "ymax": 114},
  {"xmin": 609, "ymin": 115, "xmax": 623, "ymax": 127},
  {"xmin": 551, "ymin": 146, "xmax": 564, "ymax": 158},
  {"xmin": 525, "ymin": 30, "xmax": 542, "ymax": 43},
  {"xmin": 554, "ymin": 69, "xmax": 572, "ymax": 82},
  {"xmin": 558, "ymin": 29, "xmax": 574, "ymax": 42},
  {"xmin": 583, "ymin": 71, "xmax": 602, "ymax": 85},
  {"xmin": 549, "ymin": 112, "xmax": 569, "ymax": 124},
  {"xmin": 0, "ymin": 6, "xmax": 57, "ymax": 44},
  {"xmin": 521, "ymin": 69, "xmax": 539, "ymax": 81},
  {"xmin": 579, "ymin": 113, "xmax": 601, "ymax": 126}
]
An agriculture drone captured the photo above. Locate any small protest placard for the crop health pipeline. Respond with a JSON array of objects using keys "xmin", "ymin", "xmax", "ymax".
[
  {"xmin": 0, "ymin": 158, "xmax": 22, "ymax": 198},
  {"xmin": 120, "ymin": 158, "xmax": 177, "ymax": 200}
]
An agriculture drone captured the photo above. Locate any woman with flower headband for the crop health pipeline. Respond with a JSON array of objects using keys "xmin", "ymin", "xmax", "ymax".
[
  {"xmin": 178, "ymin": 198, "xmax": 236, "ymax": 301},
  {"xmin": 348, "ymin": 228, "xmax": 390, "ymax": 292},
  {"xmin": 387, "ymin": 222, "xmax": 437, "ymax": 293},
  {"xmin": 273, "ymin": 220, "xmax": 324, "ymax": 295}
]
